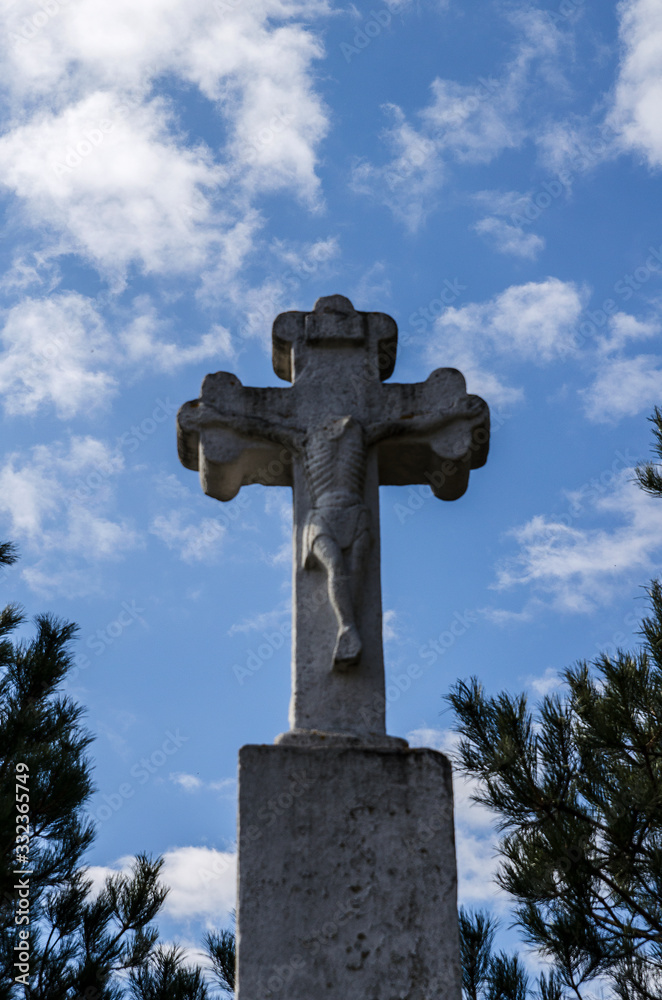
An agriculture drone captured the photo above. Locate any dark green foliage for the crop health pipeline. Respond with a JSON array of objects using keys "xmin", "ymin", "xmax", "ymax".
[
  {"xmin": 459, "ymin": 910, "xmax": 568, "ymax": 1000},
  {"xmin": 635, "ymin": 407, "xmax": 662, "ymax": 498},
  {"xmin": 129, "ymin": 946, "xmax": 209, "ymax": 1000},
  {"xmin": 448, "ymin": 410, "xmax": 662, "ymax": 999},
  {"xmin": 485, "ymin": 951, "xmax": 529, "ymax": 1000},
  {"xmin": 460, "ymin": 908, "xmax": 497, "ymax": 1000},
  {"xmin": 0, "ymin": 543, "xmax": 18, "ymax": 567},
  {"xmin": 448, "ymin": 581, "xmax": 662, "ymax": 1000},
  {"xmin": 0, "ymin": 610, "xmax": 97, "ymax": 997},
  {"xmin": 204, "ymin": 929, "xmax": 235, "ymax": 994},
  {"xmin": 0, "ymin": 549, "xmax": 228, "ymax": 998}
]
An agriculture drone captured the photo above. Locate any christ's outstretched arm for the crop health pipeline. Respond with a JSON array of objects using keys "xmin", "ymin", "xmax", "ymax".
[
  {"xmin": 365, "ymin": 395, "xmax": 488, "ymax": 445},
  {"xmin": 192, "ymin": 404, "xmax": 304, "ymax": 451}
]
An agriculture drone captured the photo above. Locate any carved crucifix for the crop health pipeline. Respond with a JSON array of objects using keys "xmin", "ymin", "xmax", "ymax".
[{"xmin": 178, "ymin": 295, "xmax": 489, "ymax": 742}]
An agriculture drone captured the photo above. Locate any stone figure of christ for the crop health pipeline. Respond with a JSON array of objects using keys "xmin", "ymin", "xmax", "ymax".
[{"xmin": 210, "ymin": 403, "xmax": 484, "ymax": 671}]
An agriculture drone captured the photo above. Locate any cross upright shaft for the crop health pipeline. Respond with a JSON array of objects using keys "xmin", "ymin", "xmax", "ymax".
[{"xmin": 178, "ymin": 295, "xmax": 489, "ymax": 742}]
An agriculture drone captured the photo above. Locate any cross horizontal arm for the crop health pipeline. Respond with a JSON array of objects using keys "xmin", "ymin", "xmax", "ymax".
[
  {"xmin": 365, "ymin": 395, "xmax": 487, "ymax": 445},
  {"xmin": 177, "ymin": 372, "xmax": 299, "ymax": 501},
  {"xmin": 370, "ymin": 369, "xmax": 489, "ymax": 500}
]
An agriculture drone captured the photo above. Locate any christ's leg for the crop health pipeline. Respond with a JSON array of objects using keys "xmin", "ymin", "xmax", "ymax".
[
  {"xmin": 311, "ymin": 535, "xmax": 362, "ymax": 670},
  {"xmin": 349, "ymin": 523, "xmax": 371, "ymax": 604}
]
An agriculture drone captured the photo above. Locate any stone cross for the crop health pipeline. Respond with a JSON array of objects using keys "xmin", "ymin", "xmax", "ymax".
[{"xmin": 178, "ymin": 295, "xmax": 488, "ymax": 742}]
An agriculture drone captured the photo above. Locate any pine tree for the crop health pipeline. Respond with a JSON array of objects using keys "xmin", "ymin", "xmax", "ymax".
[
  {"xmin": 448, "ymin": 409, "xmax": 662, "ymax": 1000},
  {"xmin": 0, "ymin": 545, "xmax": 223, "ymax": 999},
  {"xmin": 635, "ymin": 406, "xmax": 662, "ymax": 498},
  {"xmin": 204, "ymin": 930, "xmax": 235, "ymax": 996}
]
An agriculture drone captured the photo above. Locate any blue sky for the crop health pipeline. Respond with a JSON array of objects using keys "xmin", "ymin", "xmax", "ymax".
[{"xmin": 2, "ymin": 0, "xmax": 662, "ymax": 977}]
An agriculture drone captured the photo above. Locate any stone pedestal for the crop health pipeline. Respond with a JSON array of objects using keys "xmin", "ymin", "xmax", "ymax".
[{"xmin": 236, "ymin": 744, "xmax": 462, "ymax": 1000}]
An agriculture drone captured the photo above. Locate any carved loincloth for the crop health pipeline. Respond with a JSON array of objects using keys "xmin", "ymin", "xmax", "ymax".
[{"xmin": 302, "ymin": 502, "xmax": 370, "ymax": 569}]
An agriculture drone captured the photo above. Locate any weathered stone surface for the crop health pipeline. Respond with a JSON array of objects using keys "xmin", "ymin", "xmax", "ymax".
[
  {"xmin": 177, "ymin": 296, "xmax": 488, "ymax": 998},
  {"xmin": 177, "ymin": 295, "xmax": 489, "ymax": 738},
  {"xmin": 236, "ymin": 744, "xmax": 462, "ymax": 1000}
]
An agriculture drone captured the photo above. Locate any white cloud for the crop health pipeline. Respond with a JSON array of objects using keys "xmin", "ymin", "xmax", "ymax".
[
  {"xmin": 444, "ymin": 280, "xmax": 586, "ymax": 363},
  {"xmin": 351, "ymin": 111, "xmax": 444, "ymax": 232},
  {"xmin": 198, "ymin": 233, "xmax": 341, "ymax": 347},
  {"xmin": 154, "ymin": 473, "xmax": 193, "ymax": 501},
  {"xmin": 0, "ymin": 292, "xmax": 234, "ymax": 419},
  {"xmin": 169, "ymin": 772, "xmax": 236, "ymax": 796},
  {"xmin": 471, "ymin": 189, "xmax": 546, "ymax": 258},
  {"xmin": 579, "ymin": 312, "xmax": 662, "ymax": 423},
  {"xmin": 494, "ymin": 470, "xmax": 662, "ymax": 612},
  {"xmin": 536, "ymin": 118, "xmax": 618, "ymax": 178},
  {"xmin": 596, "ymin": 311, "xmax": 660, "ymax": 355},
  {"xmin": 0, "ymin": 252, "xmax": 61, "ymax": 295},
  {"xmin": 426, "ymin": 279, "xmax": 587, "ymax": 406},
  {"xmin": 407, "ymin": 728, "xmax": 503, "ymax": 908},
  {"xmin": 472, "ymin": 189, "xmax": 534, "ymax": 217},
  {"xmin": 609, "ymin": 0, "xmax": 662, "ymax": 167},
  {"xmin": 420, "ymin": 75, "xmax": 520, "ymax": 165},
  {"xmin": 0, "ymin": 293, "xmax": 115, "ymax": 418},
  {"xmin": 0, "ymin": 92, "xmax": 226, "ymax": 280},
  {"xmin": 473, "ymin": 216, "xmax": 545, "ymax": 259},
  {"xmin": 579, "ymin": 312, "xmax": 662, "ymax": 424},
  {"xmin": 525, "ymin": 667, "xmax": 563, "ymax": 698},
  {"xmin": 120, "ymin": 307, "xmax": 234, "ymax": 372},
  {"xmin": 170, "ymin": 773, "xmax": 204, "ymax": 792},
  {"xmin": 227, "ymin": 603, "xmax": 290, "ymax": 636},
  {"xmin": 87, "ymin": 845, "xmax": 236, "ymax": 925},
  {"xmin": 479, "ymin": 604, "xmax": 537, "ymax": 626},
  {"xmin": 0, "ymin": 437, "xmax": 141, "ymax": 594},
  {"xmin": 269, "ymin": 235, "xmax": 340, "ymax": 279},
  {"xmin": 351, "ymin": 9, "xmax": 569, "ymax": 229},
  {"xmin": 0, "ymin": 0, "xmax": 331, "ymax": 282},
  {"xmin": 383, "ymin": 609, "xmax": 398, "ymax": 642},
  {"xmin": 162, "ymin": 846, "xmax": 237, "ymax": 922},
  {"xmin": 351, "ymin": 261, "xmax": 392, "ymax": 307},
  {"xmin": 582, "ymin": 354, "xmax": 662, "ymax": 424},
  {"xmin": 150, "ymin": 510, "xmax": 227, "ymax": 563}
]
